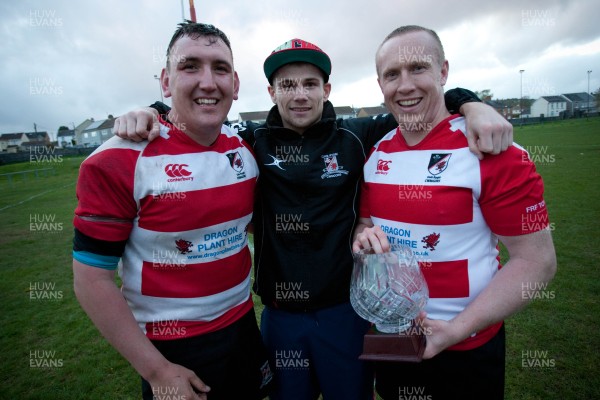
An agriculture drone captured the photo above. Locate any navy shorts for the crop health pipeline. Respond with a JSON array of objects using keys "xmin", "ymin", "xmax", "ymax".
[
  {"xmin": 375, "ymin": 324, "xmax": 505, "ymax": 400},
  {"xmin": 261, "ymin": 302, "xmax": 373, "ymax": 400},
  {"xmin": 141, "ymin": 309, "xmax": 273, "ymax": 400}
]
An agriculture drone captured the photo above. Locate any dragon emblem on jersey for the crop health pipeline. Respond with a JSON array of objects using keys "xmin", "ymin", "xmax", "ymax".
[
  {"xmin": 422, "ymin": 232, "xmax": 440, "ymax": 251},
  {"xmin": 226, "ymin": 152, "xmax": 246, "ymax": 179},
  {"xmin": 226, "ymin": 152, "xmax": 244, "ymax": 173},
  {"xmin": 175, "ymin": 239, "xmax": 193, "ymax": 254},
  {"xmin": 428, "ymin": 153, "xmax": 452, "ymax": 175},
  {"xmin": 320, "ymin": 153, "xmax": 349, "ymax": 179}
]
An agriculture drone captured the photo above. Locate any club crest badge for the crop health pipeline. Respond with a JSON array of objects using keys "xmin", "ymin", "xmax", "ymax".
[
  {"xmin": 226, "ymin": 152, "xmax": 246, "ymax": 179},
  {"xmin": 427, "ymin": 153, "xmax": 451, "ymax": 175},
  {"xmin": 320, "ymin": 153, "xmax": 349, "ymax": 179}
]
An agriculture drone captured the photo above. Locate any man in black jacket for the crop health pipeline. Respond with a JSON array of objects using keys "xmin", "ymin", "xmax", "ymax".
[{"xmin": 114, "ymin": 37, "xmax": 512, "ymax": 400}]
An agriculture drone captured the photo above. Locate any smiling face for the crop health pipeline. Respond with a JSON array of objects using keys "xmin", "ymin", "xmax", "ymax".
[
  {"xmin": 376, "ymin": 30, "xmax": 450, "ymax": 144},
  {"xmin": 161, "ymin": 35, "xmax": 239, "ymax": 145},
  {"xmin": 267, "ymin": 63, "xmax": 331, "ymax": 135}
]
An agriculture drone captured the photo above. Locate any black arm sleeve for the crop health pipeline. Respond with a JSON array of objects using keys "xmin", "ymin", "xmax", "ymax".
[
  {"xmin": 444, "ymin": 88, "xmax": 481, "ymax": 114},
  {"xmin": 149, "ymin": 101, "xmax": 172, "ymax": 119},
  {"xmin": 73, "ymin": 228, "xmax": 128, "ymax": 257}
]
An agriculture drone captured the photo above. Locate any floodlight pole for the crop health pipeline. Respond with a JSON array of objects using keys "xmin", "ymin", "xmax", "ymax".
[
  {"xmin": 588, "ymin": 70, "xmax": 592, "ymax": 117},
  {"xmin": 519, "ymin": 70, "xmax": 525, "ymax": 122}
]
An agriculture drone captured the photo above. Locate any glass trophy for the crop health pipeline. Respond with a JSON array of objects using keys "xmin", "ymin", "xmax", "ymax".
[{"xmin": 350, "ymin": 245, "xmax": 429, "ymax": 362}]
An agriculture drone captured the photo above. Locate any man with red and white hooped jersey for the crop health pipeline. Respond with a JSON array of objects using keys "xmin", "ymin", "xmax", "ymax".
[
  {"xmin": 72, "ymin": 22, "xmax": 272, "ymax": 400},
  {"xmin": 111, "ymin": 36, "xmax": 515, "ymax": 398},
  {"xmin": 353, "ymin": 26, "xmax": 556, "ymax": 400}
]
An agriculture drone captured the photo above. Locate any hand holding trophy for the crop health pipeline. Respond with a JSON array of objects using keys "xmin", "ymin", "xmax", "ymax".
[{"xmin": 350, "ymin": 245, "xmax": 429, "ymax": 362}]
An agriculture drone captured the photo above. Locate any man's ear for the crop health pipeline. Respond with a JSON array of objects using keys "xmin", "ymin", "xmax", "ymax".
[
  {"xmin": 233, "ymin": 71, "xmax": 240, "ymax": 101},
  {"xmin": 161, "ymin": 68, "xmax": 171, "ymax": 98},
  {"xmin": 440, "ymin": 60, "xmax": 449, "ymax": 86},
  {"xmin": 267, "ymin": 85, "xmax": 277, "ymax": 104},
  {"xmin": 323, "ymin": 82, "xmax": 332, "ymax": 102}
]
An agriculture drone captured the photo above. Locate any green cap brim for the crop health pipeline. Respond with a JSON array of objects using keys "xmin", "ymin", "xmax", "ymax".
[{"xmin": 264, "ymin": 49, "xmax": 331, "ymax": 84}]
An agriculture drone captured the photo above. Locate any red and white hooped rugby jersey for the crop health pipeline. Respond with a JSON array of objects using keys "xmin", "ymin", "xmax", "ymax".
[
  {"xmin": 74, "ymin": 119, "xmax": 258, "ymax": 340},
  {"xmin": 360, "ymin": 115, "xmax": 549, "ymax": 350}
]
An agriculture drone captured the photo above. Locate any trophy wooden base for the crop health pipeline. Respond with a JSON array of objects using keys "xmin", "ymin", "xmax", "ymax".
[{"xmin": 359, "ymin": 326, "xmax": 426, "ymax": 362}]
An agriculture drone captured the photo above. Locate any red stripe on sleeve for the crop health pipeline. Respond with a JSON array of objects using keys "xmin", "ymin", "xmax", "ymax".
[
  {"xmin": 74, "ymin": 147, "xmax": 139, "ymax": 241},
  {"xmin": 479, "ymin": 146, "xmax": 548, "ymax": 236}
]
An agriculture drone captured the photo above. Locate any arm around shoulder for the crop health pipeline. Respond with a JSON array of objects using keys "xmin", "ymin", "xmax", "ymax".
[{"xmin": 113, "ymin": 106, "xmax": 161, "ymax": 142}]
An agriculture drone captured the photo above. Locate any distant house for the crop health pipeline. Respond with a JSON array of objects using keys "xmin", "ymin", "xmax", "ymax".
[
  {"xmin": 74, "ymin": 119, "xmax": 94, "ymax": 146},
  {"xmin": 238, "ymin": 111, "xmax": 269, "ymax": 124},
  {"xmin": 530, "ymin": 96, "xmax": 567, "ymax": 118},
  {"xmin": 356, "ymin": 105, "xmax": 389, "ymax": 118},
  {"xmin": 561, "ymin": 92, "xmax": 596, "ymax": 116},
  {"xmin": 333, "ymin": 106, "xmax": 356, "ymax": 119},
  {"xmin": 57, "ymin": 129, "xmax": 76, "ymax": 148},
  {"xmin": 483, "ymin": 98, "xmax": 511, "ymax": 119},
  {"xmin": 80, "ymin": 117, "xmax": 115, "ymax": 147},
  {"xmin": 0, "ymin": 132, "xmax": 28, "ymax": 152},
  {"xmin": 26, "ymin": 131, "xmax": 51, "ymax": 145}
]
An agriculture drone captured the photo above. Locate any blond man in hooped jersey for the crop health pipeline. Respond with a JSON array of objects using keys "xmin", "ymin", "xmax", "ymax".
[{"xmin": 354, "ymin": 25, "xmax": 556, "ymax": 400}]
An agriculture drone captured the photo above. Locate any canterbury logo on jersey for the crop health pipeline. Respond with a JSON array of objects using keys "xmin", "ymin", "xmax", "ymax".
[
  {"xmin": 165, "ymin": 164, "xmax": 194, "ymax": 182},
  {"xmin": 165, "ymin": 164, "xmax": 191, "ymax": 177},
  {"xmin": 376, "ymin": 160, "xmax": 392, "ymax": 175}
]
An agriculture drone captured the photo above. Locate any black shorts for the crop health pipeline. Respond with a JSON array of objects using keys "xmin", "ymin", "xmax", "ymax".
[
  {"xmin": 375, "ymin": 324, "xmax": 505, "ymax": 400},
  {"xmin": 142, "ymin": 309, "xmax": 273, "ymax": 400}
]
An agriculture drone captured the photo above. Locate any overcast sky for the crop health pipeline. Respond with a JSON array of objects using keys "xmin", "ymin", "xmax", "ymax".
[{"xmin": 1, "ymin": 0, "xmax": 598, "ymax": 140}]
